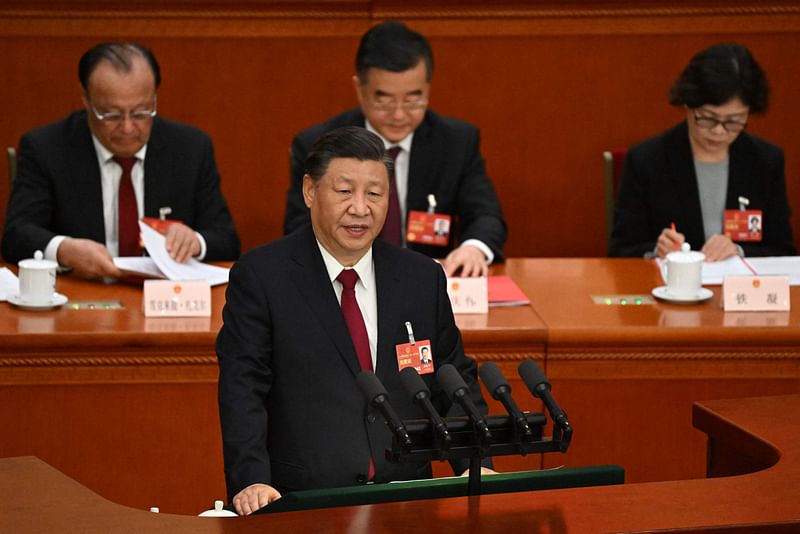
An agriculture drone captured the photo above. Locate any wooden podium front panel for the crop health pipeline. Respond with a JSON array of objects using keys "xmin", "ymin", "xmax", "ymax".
[{"xmin": 3, "ymin": 395, "xmax": 800, "ymax": 532}]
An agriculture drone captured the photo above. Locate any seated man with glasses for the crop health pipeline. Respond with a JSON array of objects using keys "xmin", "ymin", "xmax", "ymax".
[
  {"xmin": 283, "ymin": 21, "xmax": 506, "ymax": 277},
  {"xmin": 608, "ymin": 42, "xmax": 795, "ymax": 260},
  {"xmin": 2, "ymin": 42, "xmax": 240, "ymax": 279}
]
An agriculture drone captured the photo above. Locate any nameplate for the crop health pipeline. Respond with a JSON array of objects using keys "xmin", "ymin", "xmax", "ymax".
[
  {"xmin": 143, "ymin": 280, "xmax": 211, "ymax": 317},
  {"xmin": 447, "ymin": 277, "xmax": 488, "ymax": 314},
  {"xmin": 722, "ymin": 275, "xmax": 790, "ymax": 312}
]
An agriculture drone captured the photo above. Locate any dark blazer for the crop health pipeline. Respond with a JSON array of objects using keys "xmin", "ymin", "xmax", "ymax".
[
  {"xmin": 283, "ymin": 108, "xmax": 507, "ymax": 261},
  {"xmin": 216, "ymin": 226, "xmax": 488, "ymax": 500},
  {"xmin": 2, "ymin": 111, "xmax": 240, "ymax": 263},
  {"xmin": 609, "ymin": 121, "xmax": 795, "ymax": 258}
]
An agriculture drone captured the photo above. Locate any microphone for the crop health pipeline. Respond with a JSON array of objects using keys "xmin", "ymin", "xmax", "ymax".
[
  {"xmin": 479, "ymin": 361, "xmax": 532, "ymax": 437},
  {"xmin": 518, "ymin": 360, "xmax": 569, "ymax": 430},
  {"xmin": 436, "ymin": 364, "xmax": 492, "ymax": 442},
  {"xmin": 356, "ymin": 371, "xmax": 412, "ymax": 447},
  {"xmin": 399, "ymin": 367, "xmax": 451, "ymax": 445}
]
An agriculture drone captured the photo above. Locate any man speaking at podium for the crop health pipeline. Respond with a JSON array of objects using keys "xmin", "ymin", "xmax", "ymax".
[{"xmin": 217, "ymin": 126, "xmax": 490, "ymax": 515}]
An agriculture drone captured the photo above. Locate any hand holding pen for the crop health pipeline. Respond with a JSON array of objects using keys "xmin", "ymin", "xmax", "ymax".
[{"xmin": 656, "ymin": 222, "xmax": 685, "ymax": 258}]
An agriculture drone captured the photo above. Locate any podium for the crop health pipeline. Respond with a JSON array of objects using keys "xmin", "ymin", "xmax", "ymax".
[{"xmin": 258, "ymin": 465, "xmax": 624, "ymax": 514}]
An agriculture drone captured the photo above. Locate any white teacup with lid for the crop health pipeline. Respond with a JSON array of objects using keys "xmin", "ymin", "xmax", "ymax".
[
  {"xmin": 18, "ymin": 250, "xmax": 58, "ymax": 305},
  {"xmin": 662, "ymin": 243, "xmax": 705, "ymax": 298},
  {"xmin": 198, "ymin": 500, "xmax": 238, "ymax": 517}
]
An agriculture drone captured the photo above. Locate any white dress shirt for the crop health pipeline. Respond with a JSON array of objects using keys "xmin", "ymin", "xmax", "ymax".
[{"xmin": 318, "ymin": 242, "xmax": 378, "ymax": 370}]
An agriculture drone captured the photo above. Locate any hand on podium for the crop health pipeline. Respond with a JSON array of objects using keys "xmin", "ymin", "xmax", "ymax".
[{"xmin": 233, "ymin": 483, "xmax": 282, "ymax": 515}]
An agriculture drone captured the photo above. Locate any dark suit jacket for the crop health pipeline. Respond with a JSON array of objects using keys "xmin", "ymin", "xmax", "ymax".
[
  {"xmin": 2, "ymin": 110, "xmax": 240, "ymax": 263},
  {"xmin": 283, "ymin": 108, "xmax": 507, "ymax": 261},
  {"xmin": 609, "ymin": 121, "xmax": 795, "ymax": 258},
  {"xmin": 216, "ymin": 226, "xmax": 488, "ymax": 500}
]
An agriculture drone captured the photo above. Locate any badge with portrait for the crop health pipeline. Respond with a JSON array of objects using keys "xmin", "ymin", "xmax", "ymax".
[
  {"xmin": 723, "ymin": 209, "xmax": 762, "ymax": 242},
  {"xmin": 406, "ymin": 211, "xmax": 451, "ymax": 247},
  {"xmin": 395, "ymin": 339, "xmax": 434, "ymax": 375}
]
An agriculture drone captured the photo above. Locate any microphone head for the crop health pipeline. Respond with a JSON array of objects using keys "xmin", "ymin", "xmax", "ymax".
[
  {"xmin": 519, "ymin": 360, "xmax": 551, "ymax": 397},
  {"xmin": 356, "ymin": 371, "xmax": 388, "ymax": 406},
  {"xmin": 435, "ymin": 363, "xmax": 468, "ymax": 400},
  {"xmin": 400, "ymin": 366, "xmax": 430, "ymax": 399},
  {"xmin": 479, "ymin": 361, "xmax": 510, "ymax": 399}
]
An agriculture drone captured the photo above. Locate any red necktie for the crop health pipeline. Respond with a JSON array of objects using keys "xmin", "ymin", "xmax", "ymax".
[
  {"xmin": 113, "ymin": 156, "xmax": 142, "ymax": 257},
  {"xmin": 337, "ymin": 269, "xmax": 373, "ymax": 372},
  {"xmin": 336, "ymin": 268, "xmax": 375, "ymax": 480},
  {"xmin": 379, "ymin": 146, "xmax": 402, "ymax": 246}
]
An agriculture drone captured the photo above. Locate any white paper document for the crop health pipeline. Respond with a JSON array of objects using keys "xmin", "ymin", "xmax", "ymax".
[
  {"xmin": 0, "ymin": 267, "xmax": 19, "ymax": 302},
  {"xmin": 665, "ymin": 255, "xmax": 800, "ymax": 286},
  {"xmin": 113, "ymin": 221, "xmax": 229, "ymax": 286},
  {"xmin": 698, "ymin": 256, "xmax": 753, "ymax": 285},
  {"xmin": 744, "ymin": 256, "xmax": 800, "ymax": 285}
]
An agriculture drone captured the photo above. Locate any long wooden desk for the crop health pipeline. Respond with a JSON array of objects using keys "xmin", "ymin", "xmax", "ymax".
[
  {"xmin": 0, "ymin": 265, "xmax": 546, "ymax": 513},
  {"xmin": 503, "ymin": 259, "xmax": 800, "ymax": 482},
  {"xmin": 2, "ymin": 258, "xmax": 800, "ymax": 513},
  {"xmin": 3, "ymin": 394, "xmax": 799, "ymax": 532}
]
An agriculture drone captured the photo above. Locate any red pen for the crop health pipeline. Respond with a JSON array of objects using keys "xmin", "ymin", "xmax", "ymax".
[{"xmin": 670, "ymin": 222, "xmax": 680, "ymax": 250}]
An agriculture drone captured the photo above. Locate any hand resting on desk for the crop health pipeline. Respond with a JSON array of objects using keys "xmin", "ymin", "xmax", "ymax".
[
  {"xmin": 57, "ymin": 238, "xmax": 121, "ymax": 280},
  {"xmin": 441, "ymin": 244, "xmax": 489, "ymax": 278}
]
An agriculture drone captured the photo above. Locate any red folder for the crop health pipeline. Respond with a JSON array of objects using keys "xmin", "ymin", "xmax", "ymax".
[{"xmin": 488, "ymin": 275, "xmax": 530, "ymax": 306}]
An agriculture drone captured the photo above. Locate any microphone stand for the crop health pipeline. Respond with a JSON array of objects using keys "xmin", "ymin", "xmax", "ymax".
[{"xmin": 386, "ymin": 411, "xmax": 562, "ymax": 496}]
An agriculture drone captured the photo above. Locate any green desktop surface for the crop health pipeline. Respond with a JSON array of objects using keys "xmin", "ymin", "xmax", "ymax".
[{"xmin": 260, "ymin": 465, "xmax": 624, "ymax": 514}]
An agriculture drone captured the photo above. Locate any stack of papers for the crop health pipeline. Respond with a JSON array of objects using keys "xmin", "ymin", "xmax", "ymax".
[{"xmin": 113, "ymin": 221, "xmax": 229, "ymax": 286}]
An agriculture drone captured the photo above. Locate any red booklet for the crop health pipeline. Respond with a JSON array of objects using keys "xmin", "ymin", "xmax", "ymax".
[
  {"xmin": 142, "ymin": 217, "xmax": 181, "ymax": 235},
  {"xmin": 488, "ymin": 275, "xmax": 530, "ymax": 307}
]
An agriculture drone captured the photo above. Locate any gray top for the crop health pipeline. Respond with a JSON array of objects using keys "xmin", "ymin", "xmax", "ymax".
[{"xmin": 694, "ymin": 158, "xmax": 729, "ymax": 243}]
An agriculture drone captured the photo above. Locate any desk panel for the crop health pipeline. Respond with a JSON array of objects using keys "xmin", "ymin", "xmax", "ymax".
[
  {"xmin": 0, "ymin": 267, "xmax": 546, "ymax": 513},
  {"xmin": 498, "ymin": 258, "xmax": 800, "ymax": 481},
  {"xmin": 4, "ymin": 258, "xmax": 800, "ymax": 511}
]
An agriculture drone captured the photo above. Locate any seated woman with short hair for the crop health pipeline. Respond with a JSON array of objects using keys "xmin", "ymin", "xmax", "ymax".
[{"xmin": 608, "ymin": 43, "xmax": 795, "ymax": 261}]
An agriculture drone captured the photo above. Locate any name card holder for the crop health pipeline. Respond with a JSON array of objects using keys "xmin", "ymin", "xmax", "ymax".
[
  {"xmin": 722, "ymin": 275, "xmax": 790, "ymax": 312},
  {"xmin": 143, "ymin": 280, "xmax": 212, "ymax": 317},
  {"xmin": 447, "ymin": 277, "xmax": 488, "ymax": 314}
]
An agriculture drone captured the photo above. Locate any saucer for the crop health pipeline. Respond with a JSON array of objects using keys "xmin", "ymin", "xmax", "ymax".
[
  {"xmin": 651, "ymin": 286, "xmax": 713, "ymax": 304},
  {"xmin": 7, "ymin": 292, "xmax": 68, "ymax": 310}
]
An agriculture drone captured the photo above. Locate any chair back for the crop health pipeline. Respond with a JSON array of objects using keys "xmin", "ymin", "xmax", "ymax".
[
  {"xmin": 603, "ymin": 148, "xmax": 627, "ymax": 238},
  {"xmin": 7, "ymin": 147, "xmax": 16, "ymax": 184}
]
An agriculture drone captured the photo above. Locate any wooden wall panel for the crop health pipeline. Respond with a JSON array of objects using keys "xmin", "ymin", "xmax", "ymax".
[
  {"xmin": 545, "ymin": 356, "xmax": 800, "ymax": 483},
  {"xmin": 0, "ymin": 382, "xmax": 225, "ymax": 515},
  {"xmin": 1, "ymin": 2, "xmax": 799, "ymax": 258}
]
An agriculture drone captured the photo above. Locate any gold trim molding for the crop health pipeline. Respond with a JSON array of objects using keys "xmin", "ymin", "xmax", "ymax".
[
  {"xmin": 0, "ymin": 354, "xmax": 217, "ymax": 367},
  {"xmin": 2, "ymin": 3, "xmax": 799, "ymax": 38}
]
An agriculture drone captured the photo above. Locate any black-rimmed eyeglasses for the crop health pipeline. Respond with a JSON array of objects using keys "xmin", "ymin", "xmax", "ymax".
[{"xmin": 692, "ymin": 111, "xmax": 747, "ymax": 133}]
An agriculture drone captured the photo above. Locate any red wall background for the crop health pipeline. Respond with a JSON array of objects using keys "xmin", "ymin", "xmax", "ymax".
[{"xmin": 1, "ymin": 1, "xmax": 799, "ymax": 258}]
